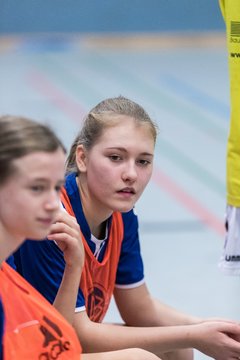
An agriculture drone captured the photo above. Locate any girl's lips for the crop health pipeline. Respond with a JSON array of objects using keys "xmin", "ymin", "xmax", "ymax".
[
  {"xmin": 117, "ymin": 189, "xmax": 136, "ymax": 199},
  {"xmin": 118, "ymin": 187, "xmax": 136, "ymax": 194},
  {"xmin": 37, "ymin": 218, "xmax": 54, "ymax": 226}
]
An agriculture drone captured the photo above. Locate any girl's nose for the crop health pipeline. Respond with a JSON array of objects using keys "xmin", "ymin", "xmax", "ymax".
[
  {"xmin": 45, "ymin": 191, "xmax": 60, "ymax": 211},
  {"xmin": 122, "ymin": 162, "xmax": 137, "ymax": 182}
]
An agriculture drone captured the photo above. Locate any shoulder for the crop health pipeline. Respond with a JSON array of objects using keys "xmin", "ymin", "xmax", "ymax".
[{"xmin": 122, "ymin": 208, "xmax": 139, "ymax": 233}]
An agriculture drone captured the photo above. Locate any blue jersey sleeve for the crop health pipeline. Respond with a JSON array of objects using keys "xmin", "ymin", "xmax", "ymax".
[
  {"xmin": 5, "ymin": 255, "xmax": 16, "ymax": 269},
  {"xmin": 115, "ymin": 209, "xmax": 144, "ymax": 286},
  {"xmin": 14, "ymin": 240, "xmax": 85, "ymax": 309},
  {"xmin": 0, "ymin": 298, "xmax": 4, "ymax": 360}
]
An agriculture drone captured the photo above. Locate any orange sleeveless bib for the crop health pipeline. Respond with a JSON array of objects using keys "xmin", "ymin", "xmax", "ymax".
[
  {"xmin": 61, "ymin": 187, "xmax": 124, "ymax": 322},
  {"xmin": 0, "ymin": 262, "xmax": 81, "ymax": 359}
]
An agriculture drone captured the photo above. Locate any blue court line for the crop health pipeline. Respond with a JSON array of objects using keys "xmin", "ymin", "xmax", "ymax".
[
  {"xmin": 26, "ymin": 65, "xmax": 223, "ymax": 236},
  {"xmin": 81, "ymin": 51, "xmax": 227, "ymax": 142},
  {"xmin": 160, "ymin": 74, "xmax": 230, "ymax": 121},
  {"xmin": 31, "ymin": 52, "xmax": 225, "ymax": 198}
]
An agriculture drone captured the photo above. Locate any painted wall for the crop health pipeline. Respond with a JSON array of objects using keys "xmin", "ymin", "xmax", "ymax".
[{"xmin": 0, "ymin": 0, "xmax": 224, "ymax": 34}]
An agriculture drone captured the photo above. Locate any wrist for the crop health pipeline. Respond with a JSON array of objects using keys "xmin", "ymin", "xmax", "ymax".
[{"xmin": 64, "ymin": 261, "xmax": 83, "ymax": 272}]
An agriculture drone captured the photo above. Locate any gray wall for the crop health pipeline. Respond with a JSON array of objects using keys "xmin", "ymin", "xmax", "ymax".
[{"xmin": 0, "ymin": 0, "xmax": 225, "ymax": 34}]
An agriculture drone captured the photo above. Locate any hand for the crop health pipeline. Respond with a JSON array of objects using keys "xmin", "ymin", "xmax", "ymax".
[
  {"xmin": 192, "ymin": 320, "xmax": 240, "ymax": 359},
  {"xmin": 47, "ymin": 209, "xmax": 85, "ymax": 269}
]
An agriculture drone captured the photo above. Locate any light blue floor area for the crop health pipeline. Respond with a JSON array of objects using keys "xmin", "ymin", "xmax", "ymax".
[{"xmin": 0, "ymin": 33, "xmax": 238, "ymax": 359}]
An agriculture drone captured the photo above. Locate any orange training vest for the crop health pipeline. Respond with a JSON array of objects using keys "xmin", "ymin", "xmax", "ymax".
[
  {"xmin": 0, "ymin": 262, "xmax": 81, "ymax": 360},
  {"xmin": 61, "ymin": 187, "xmax": 124, "ymax": 322}
]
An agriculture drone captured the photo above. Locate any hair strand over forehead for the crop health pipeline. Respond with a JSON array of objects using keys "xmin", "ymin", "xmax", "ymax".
[{"xmin": 66, "ymin": 96, "xmax": 158, "ymax": 175}]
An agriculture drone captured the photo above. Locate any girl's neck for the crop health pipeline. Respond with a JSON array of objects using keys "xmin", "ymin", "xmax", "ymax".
[
  {"xmin": 0, "ymin": 222, "xmax": 23, "ymax": 266},
  {"xmin": 90, "ymin": 221, "xmax": 107, "ymax": 240},
  {"xmin": 76, "ymin": 176, "xmax": 112, "ymax": 238}
]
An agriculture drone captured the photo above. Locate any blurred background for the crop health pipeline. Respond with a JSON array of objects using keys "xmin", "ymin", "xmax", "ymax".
[
  {"xmin": 0, "ymin": 2, "xmax": 238, "ymax": 359},
  {"xmin": 0, "ymin": 1, "xmax": 225, "ymax": 33}
]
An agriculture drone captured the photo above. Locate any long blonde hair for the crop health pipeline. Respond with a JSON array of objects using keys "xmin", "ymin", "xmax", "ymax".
[{"xmin": 66, "ymin": 96, "xmax": 158, "ymax": 175}]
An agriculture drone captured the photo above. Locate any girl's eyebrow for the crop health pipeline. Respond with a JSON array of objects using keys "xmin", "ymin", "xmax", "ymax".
[
  {"xmin": 26, "ymin": 177, "xmax": 65, "ymax": 185},
  {"xmin": 106, "ymin": 147, "xmax": 154, "ymax": 157}
]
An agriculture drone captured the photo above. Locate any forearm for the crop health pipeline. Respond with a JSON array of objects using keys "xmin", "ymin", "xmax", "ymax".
[
  {"xmin": 73, "ymin": 309, "xmax": 240, "ymax": 358},
  {"xmin": 82, "ymin": 349, "xmax": 159, "ymax": 360},
  {"xmin": 74, "ymin": 316, "xmax": 196, "ymax": 354},
  {"xmin": 143, "ymin": 297, "xmax": 201, "ymax": 327},
  {"xmin": 53, "ymin": 263, "xmax": 82, "ymax": 324},
  {"xmin": 114, "ymin": 286, "xmax": 201, "ymax": 327}
]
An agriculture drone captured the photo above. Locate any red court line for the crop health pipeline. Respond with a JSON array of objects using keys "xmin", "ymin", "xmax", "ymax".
[
  {"xmin": 27, "ymin": 70, "xmax": 86, "ymax": 124},
  {"xmin": 152, "ymin": 168, "xmax": 225, "ymax": 236},
  {"xmin": 27, "ymin": 69, "xmax": 224, "ymax": 236}
]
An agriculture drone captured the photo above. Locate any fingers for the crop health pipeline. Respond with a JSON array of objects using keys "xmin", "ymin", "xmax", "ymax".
[
  {"xmin": 47, "ymin": 220, "xmax": 82, "ymax": 251},
  {"xmin": 223, "ymin": 322, "xmax": 240, "ymax": 335},
  {"xmin": 49, "ymin": 210, "xmax": 80, "ymax": 237},
  {"xmin": 49, "ymin": 221, "xmax": 80, "ymax": 238},
  {"xmin": 203, "ymin": 317, "xmax": 240, "ymax": 325},
  {"xmin": 53, "ymin": 209, "xmax": 79, "ymax": 227},
  {"xmin": 47, "ymin": 209, "xmax": 84, "ymax": 267}
]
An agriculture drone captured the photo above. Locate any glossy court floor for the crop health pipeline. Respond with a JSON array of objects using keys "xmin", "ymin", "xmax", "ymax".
[{"xmin": 0, "ymin": 32, "xmax": 239, "ymax": 359}]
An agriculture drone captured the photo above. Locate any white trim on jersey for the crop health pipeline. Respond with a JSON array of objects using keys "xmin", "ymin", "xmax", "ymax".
[
  {"xmin": 115, "ymin": 278, "xmax": 145, "ymax": 289},
  {"xmin": 75, "ymin": 305, "xmax": 86, "ymax": 313}
]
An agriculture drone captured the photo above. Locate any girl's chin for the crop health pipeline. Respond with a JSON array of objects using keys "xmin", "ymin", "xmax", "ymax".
[
  {"xmin": 114, "ymin": 205, "xmax": 134, "ymax": 213},
  {"xmin": 26, "ymin": 231, "xmax": 50, "ymax": 241}
]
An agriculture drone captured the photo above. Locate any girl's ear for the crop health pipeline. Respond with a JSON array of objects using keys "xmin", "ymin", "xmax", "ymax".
[{"xmin": 76, "ymin": 145, "xmax": 87, "ymax": 172}]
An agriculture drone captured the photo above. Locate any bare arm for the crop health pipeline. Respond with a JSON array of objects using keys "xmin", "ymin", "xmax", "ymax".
[
  {"xmin": 72, "ymin": 284, "xmax": 240, "ymax": 359},
  {"xmin": 43, "ymin": 218, "xmax": 160, "ymax": 360},
  {"xmin": 114, "ymin": 283, "xmax": 201, "ymax": 327},
  {"xmin": 47, "ymin": 210, "xmax": 84, "ymax": 324},
  {"xmin": 82, "ymin": 349, "xmax": 160, "ymax": 360}
]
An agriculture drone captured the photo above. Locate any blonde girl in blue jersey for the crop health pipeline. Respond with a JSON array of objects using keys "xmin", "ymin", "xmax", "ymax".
[
  {"xmin": 15, "ymin": 97, "xmax": 240, "ymax": 360},
  {"xmin": 0, "ymin": 115, "xmax": 160, "ymax": 360}
]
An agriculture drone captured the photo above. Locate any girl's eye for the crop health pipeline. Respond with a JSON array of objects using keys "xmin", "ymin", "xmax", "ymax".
[
  {"xmin": 137, "ymin": 159, "xmax": 151, "ymax": 166},
  {"xmin": 109, "ymin": 155, "xmax": 122, "ymax": 161},
  {"xmin": 55, "ymin": 185, "xmax": 62, "ymax": 193},
  {"xmin": 30, "ymin": 185, "xmax": 44, "ymax": 193}
]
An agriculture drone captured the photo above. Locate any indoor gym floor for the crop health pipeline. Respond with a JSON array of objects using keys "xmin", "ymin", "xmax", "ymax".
[{"xmin": 0, "ymin": 32, "xmax": 239, "ymax": 359}]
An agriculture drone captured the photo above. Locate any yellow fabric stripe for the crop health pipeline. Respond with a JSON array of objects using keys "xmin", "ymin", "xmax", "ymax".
[{"xmin": 219, "ymin": 0, "xmax": 240, "ymax": 206}]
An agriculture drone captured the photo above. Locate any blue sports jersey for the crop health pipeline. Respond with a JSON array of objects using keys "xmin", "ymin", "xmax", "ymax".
[
  {"xmin": 6, "ymin": 255, "xmax": 15, "ymax": 269},
  {"xmin": 14, "ymin": 173, "xmax": 144, "ymax": 311}
]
